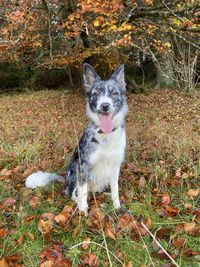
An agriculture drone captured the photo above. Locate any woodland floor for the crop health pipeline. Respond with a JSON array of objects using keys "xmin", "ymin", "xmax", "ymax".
[{"xmin": 0, "ymin": 89, "xmax": 200, "ymax": 267}]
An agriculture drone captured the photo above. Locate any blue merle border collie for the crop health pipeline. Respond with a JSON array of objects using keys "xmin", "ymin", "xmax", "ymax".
[{"xmin": 25, "ymin": 64, "xmax": 128, "ymax": 214}]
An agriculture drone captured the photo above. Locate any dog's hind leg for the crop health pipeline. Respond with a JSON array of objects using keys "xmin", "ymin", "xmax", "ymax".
[
  {"xmin": 77, "ymin": 183, "xmax": 88, "ymax": 215},
  {"xmin": 110, "ymin": 167, "xmax": 121, "ymax": 210}
]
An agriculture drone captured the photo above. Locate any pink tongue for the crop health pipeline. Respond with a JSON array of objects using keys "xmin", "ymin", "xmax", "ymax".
[{"xmin": 99, "ymin": 113, "xmax": 114, "ymax": 134}]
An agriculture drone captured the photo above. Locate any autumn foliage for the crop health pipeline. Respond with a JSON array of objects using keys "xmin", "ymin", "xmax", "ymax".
[{"xmin": 0, "ymin": 0, "xmax": 199, "ymax": 90}]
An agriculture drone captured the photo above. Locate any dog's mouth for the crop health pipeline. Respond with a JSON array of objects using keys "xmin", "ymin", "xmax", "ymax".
[{"xmin": 98, "ymin": 112, "xmax": 114, "ymax": 134}]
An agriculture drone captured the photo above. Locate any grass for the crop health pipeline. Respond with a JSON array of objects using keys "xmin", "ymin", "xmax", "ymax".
[{"xmin": 0, "ymin": 89, "xmax": 200, "ymax": 266}]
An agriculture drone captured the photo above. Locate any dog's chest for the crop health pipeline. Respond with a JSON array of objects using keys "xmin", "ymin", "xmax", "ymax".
[{"xmin": 88, "ymin": 128, "xmax": 126, "ymax": 192}]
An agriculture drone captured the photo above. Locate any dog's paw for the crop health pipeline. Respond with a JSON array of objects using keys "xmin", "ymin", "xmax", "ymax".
[{"xmin": 115, "ymin": 206, "xmax": 131, "ymax": 216}]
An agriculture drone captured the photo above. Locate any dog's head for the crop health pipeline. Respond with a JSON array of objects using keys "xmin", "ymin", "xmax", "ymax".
[{"xmin": 83, "ymin": 64, "xmax": 128, "ymax": 133}]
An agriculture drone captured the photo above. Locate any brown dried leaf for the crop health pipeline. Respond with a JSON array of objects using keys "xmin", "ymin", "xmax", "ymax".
[
  {"xmin": 156, "ymin": 248, "xmax": 171, "ymax": 260},
  {"xmin": 184, "ymin": 222, "xmax": 196, "ymax": 233},
  {"xmin": 187, "ymin": 189, "xmax": 200, "ymax": 199},
  {"xmin": 165, "ymin": 206, "xmax": 179, "ymax": 217},
  {"xmin": 134, "ymin": 221, "xmax": 149, "ymax": 236},
  {"xmin": 4, "ymin": 198, "xmax": 16, "ymax": 207},
  {"xmin": 40, "ymin": 261, "xmax": 53, "ymax": 267},
  {"xmin": 0, "ymin": 168, "xmax": 12, "ymax": 177},
  {"xmin": 126, "ymin": 261, "xmax": 133, "ymax": 267},
  {"xmin": 41, "ymin": 212, "xmax": 55, "ymax": 221},
  {"xmin": 0, "ymin": 258, "xmax": 9, "ymax": 267},
  {"xmin": 139, "ymin": 176, "xmax": 146, "ymax": 189},
  {"xmin": 82, "ymin": 238, "xmax": 90, "ymax": 250},
  {"xmin": 143, "ymin": 218, "xmax": 152, "ymax": 229},
  {"xmin": 156, "ymin": 227, "xmax": 170, "ymax": 239},
  {"xmin": 182, "ymin": 248, "xmax": 200, "ymax": 257},
  {"xmin": 89, "ymin": 207, "xmax": 105, "ymax": 230},
  {"xmin": 193, "ymin": 208, "xmax": 200, "ymax": 221},
  {"xmin": 172, "ymin": 238, "xmax": 185, "ymax": 249},
  {"xmin": 175, "ymin": 168, "xmax": 181, "ymax": 178},
  {"xmin": 4, "ymin": 254, "xmax": 23, "ymax": 262},
  {"xmin": 127, "ymin": 162, "xmax": 137, "ymax": 172},
  {"xmin": 183, "ymin": 202, "xmax": 193, "ymax": 209},
  {"xmin": 0, "ymin": 228, "xmax": 8, "ymax": 239},
  {"xmin": 38, "ymin": 242, "xmax": 72, "ymax": 266},
  {"xmin": 116, "ymin": 213, "xmax": 135, "ymax": 234},
  {"xmin": 29, "ymin": 196, "xmax": 40, "ymax": 209},
  {"xmin": 27, "ymin": 232, "xmax": 35, "ymax": 241},
  {"xmin": 160, "ymin": 193, "xmax": 171, "ymax": 206},
  {"xmin": 82, "ymin": 253, "xmax": 99, "ymax": 267},
  {"xmin": 38, "ymin": 219, "xmax": 53, "ymax": 235},
  {"xmin": 16, "ymin": 234, "xmax": 24, "ymax": 245},
  {"xmin": 24, "ymin": 214, "xmax": 35, "ymax": 223},
  {"xmin": 105, "ymin": 225, "xmax": 116, "ymax": 240},
  {"xmin": 54, "ymin": 214, "xmax": 68, "ymax": 226}
]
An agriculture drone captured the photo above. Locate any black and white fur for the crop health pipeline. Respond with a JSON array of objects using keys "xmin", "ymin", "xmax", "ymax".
[{"xmin": 25, "ymin": 64, "xmax": 128, "ymax": 214}]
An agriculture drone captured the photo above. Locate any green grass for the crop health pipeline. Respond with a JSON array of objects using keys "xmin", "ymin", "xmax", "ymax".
[{"xmin": 0, "ymin": 89, "xmax": 200, "ymax": 266}]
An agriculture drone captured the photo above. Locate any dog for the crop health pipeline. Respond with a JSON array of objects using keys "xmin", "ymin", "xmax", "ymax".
[{"xmin": 25, "ymin": 63, "xmax": 128, "ymax": 214}]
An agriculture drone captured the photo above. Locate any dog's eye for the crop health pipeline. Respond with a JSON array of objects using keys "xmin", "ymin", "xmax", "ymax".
[
  {"xmin": 92, "ymin": 91, "xmax": 99, "ymax": 97},
  {"xmin": 112, "ymin": 91, "xmax": 119, "ymax": 96}
]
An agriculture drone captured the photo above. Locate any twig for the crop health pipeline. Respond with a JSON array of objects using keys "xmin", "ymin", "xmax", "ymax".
[
  {"xmin": 141, "ymin": 222, "xmax": 181, "ymax": 267},
  {"xmin": 69, "ymin": 241, "xmax": 125, "ymax": 266},
  {"xmin": 93, "ymin": 193, "xmax": 113, "ymax": 267}
]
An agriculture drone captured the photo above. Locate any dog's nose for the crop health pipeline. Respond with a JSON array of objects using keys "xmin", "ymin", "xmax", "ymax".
[{"xmin": 100, "ymin": 102, "xmax": 111, "ymax": 112}]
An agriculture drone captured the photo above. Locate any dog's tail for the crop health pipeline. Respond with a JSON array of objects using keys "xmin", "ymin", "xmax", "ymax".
[{"xmin": 25, "ymin": 171, "xmax": 64, "ymax": 189}]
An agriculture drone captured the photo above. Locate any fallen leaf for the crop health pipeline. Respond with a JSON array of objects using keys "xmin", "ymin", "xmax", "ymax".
[
  {"xmin": 193, "ymin": 208, "xmax": 200, "ymax": 221},
  {"xmin": 126, "ymin": 261, "xmax": 133, "ymax": 267},
  {"xmin": 143, "ymin": 218, "xmax": 152, "ymax": 229},
  {"xmin": 156, "ymin": 248, "xmax": 171, "ymax": 260},
  {"xmin": 183, "ymin": 202, "xmax": 193, "ymax": 209},
  {"xmin": 184, "ymin": 222, "xmax": 196, "ymax": 233},
  {"xmin": 41, "ymin": 212, "xmax": 54, "ymax": 221},
  {"xmin": 0, "ymin": 258, "xmax": 9, "ymax": 267},
  {"xmin": 160, "ymin": 193, "xmax": 171, "ymax": 206},
  {"xmin": 16, "ymin": 234, "xmax": 24, "ymax": 245},
  {"xmin": 182, "ymin": 248, "xmax": 200, "ymax": 257},
  {"xmin": 172, "ymin": 238, "xmax": 185, "ymax": 249},
  {"xmin": 165, "ymin": 206, "xmax": 179, "ymax": 217},
  {"xmin": 82, "ymin": 253, "xmax": 99, "ymax": 267},
  {"xmin": 0, "ymin": 229, "xmax": 8, "ymax": 239},
  {"xmin": 4, "ymin": 254, "xmax": 23, "ymax": 262},
  {"xmin": 105, "ymin": 225, "xmax": 116, "ymax": 240},
  {"xmin": 175, "ymin": 168, "xmax": 181, "ymax": 178},
  {"xmin": 38, "ymin": 242, "xmax": 71, "ymax": 267},
  {"xmin": 134, "ymin": 221, "xmax": 149, "ymax": 236},
  {"xmin": 54, "ymin": 214, "xmax": 68, "ymax": 226},
  {"xmin": 38, "ymin": 219, "xmax": 53, "ymax": 235},
  {"xmin": 24, "ymin": 215, "xmax": 35, "ymax": 223},
  {"xmin": 82, "ymin": 238, "xmax": 90, "ymax": 249},
  {"xmin": 127, "ymin": 163, "xmax": 137, "ymax": 172},
  {"xmin": 0, "ymin": 168, "xmax": 12, "ymax": 177},
  {"xmin": 116, "ymin": 213, "xmax": 135, "ymax": 234},
  {"xmin": 4, "ymin": 198, "xmax": 16, "ymax": 207},
  {"xmin": 27, "ymin": 232, "xmax": 35, "ymax": 241},
  {"xmin": 156, "ymin": 228, "xmax": 170, "ymax": 239},
  {"xmin": 40, "ymin": 261, "xmax": 53, "ymax": 267},
  {"xmin": 187, "ymin": 189, "xmax": 200, "ymax": 199},
  {"xmin": 29, "ymin": 196, "xmax": 41, "ymax": 208},
  {"xmin": 89, "ymin": 207, "xmax": 105, "ymax": 230},
  {"xmin": 139, "ymin": 176, "xmax": 146, "ymax": 189}
]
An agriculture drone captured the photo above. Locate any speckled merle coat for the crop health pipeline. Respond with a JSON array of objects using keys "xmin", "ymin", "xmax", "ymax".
[{"xmin": 64, "ymin": 64, "xmax": 128, "ymax": 214}]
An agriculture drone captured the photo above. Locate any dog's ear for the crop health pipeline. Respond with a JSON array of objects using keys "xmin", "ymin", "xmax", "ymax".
[
  {"xmin": 83, "ymin": 63, "xmax": 100, "ymax": 93},
  {"xmin": 110, "ymin": 64, "xmax": 125, "ymax": 92}
]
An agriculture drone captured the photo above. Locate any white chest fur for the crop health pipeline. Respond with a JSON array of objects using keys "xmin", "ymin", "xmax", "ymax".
[{"xmin": 88, "ymin": 127, "xmax": 126, "ymax": 192}]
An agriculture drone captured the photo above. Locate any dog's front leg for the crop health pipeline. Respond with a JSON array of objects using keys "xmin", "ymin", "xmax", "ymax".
[
  {"xmin": 110, "ymin": 167, "xmax": 121, "ymax": 209},
  {"xmin": 77, "ymin": 182, "xmax": 88, "ymax": 215},
  {"xmin": 76, "ymin": 162, "xmax": 89, "ymax": 215}
]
